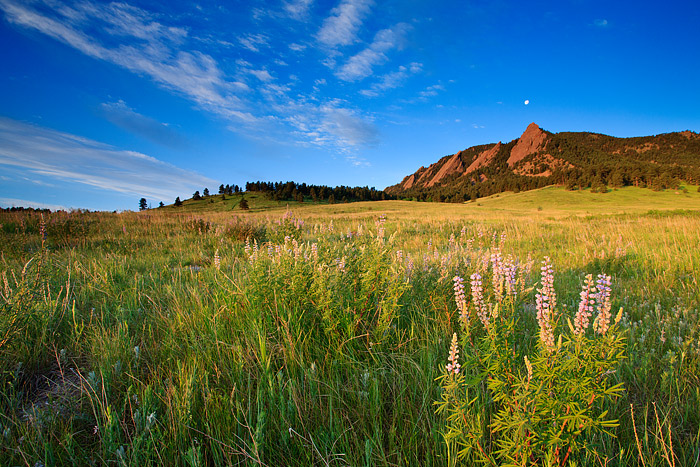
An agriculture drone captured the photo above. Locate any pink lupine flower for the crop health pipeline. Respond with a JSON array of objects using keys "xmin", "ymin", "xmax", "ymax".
[
  {"xmin": 491, "ymin": 248, "xmax": 504, "ymax": 302},
  {"xmin": 214, "ymin": 249, "xmax": 221, "ymax": 270},
  {"xmin": 453, "ymin": 276, "xmax": 468, "ymax": 322},
  {"xmin": 574, "ymin": 274, "xmax": 596, "ymax": 335},
  {"xmin": 536, "ymin": 257, "xmax": 556, "ymax": 351},
  {"xmin": 593, "ymin": 274, "xmax": 612, "ymax": 335},
  {"xmin": 503, "ymin": 256, "xmax": 518, "ymax": 298},
  {"xmin": 446, "ymin": 333, "xmax": 461, "ymax": 375},
  {"xmin": 470, "ymin": 272, "xmax": 490, "ymax": 327}
]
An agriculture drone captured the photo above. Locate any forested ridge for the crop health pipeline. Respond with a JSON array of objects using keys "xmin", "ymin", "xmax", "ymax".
[{"xmin": 386, "ymin": 124, "xmax": 700, "ymax": 202}]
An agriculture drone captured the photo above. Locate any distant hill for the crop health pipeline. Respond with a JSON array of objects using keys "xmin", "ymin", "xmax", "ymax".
[{"xmin": 385, "ymin": 123, "xmax": 700, "ymax": 202}]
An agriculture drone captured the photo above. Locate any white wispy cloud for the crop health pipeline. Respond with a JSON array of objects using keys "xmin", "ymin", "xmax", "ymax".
[
  {"xmin": 336, "ymin": 23, "xmax": 411, "ymax": 81},
  {"xmin": 0, "ymin": 0, "xmax": 383, "ymax": 155},
  {"xmin": 284, "ymin": 0, "xmax": 313, "ymax": 19},
  {"xmin": 0, "ymin": 0, "xmax": 254, "ymax": 123},
  {"xmin": 316, "ymin": 0, "xmax": 373, "ymax": 48},
  {"xmin": 0, "ymin": 117, "xmax": 216, "ymax": 201},
  {"xmin": 100, "ymin": 100, "xmax": 188, "ymax": 148},
  {"xmin": 319, "ymin": 106, "xmax": 379, "ymax": 148},
  {"xmin": 593, "ymin": 18, "xmax": 609, "ymax": 27},
  {"xmin": 239, "ymin": 33, "xmax": 269, "ymax": 52},
  {"xmin": 249, "ymin": 69, "xmax": 274, "ymax": 82},
  {"xmin": 360, "ymin": 62, "xmax": 422, "ymax": 97},
  {"xmin": 419, "ymin": 83, "xmax": 445, "ymax": 98}
]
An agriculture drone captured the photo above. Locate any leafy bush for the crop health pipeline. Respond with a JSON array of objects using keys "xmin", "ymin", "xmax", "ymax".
[{"xmin": 436, "ymin": 258, "xmax": 626, "ymax": 466}]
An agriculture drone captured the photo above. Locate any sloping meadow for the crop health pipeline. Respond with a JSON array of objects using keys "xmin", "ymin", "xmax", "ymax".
[{"xmin": 1, "ymin": 206, "xmax": 698, "ymax": 465}]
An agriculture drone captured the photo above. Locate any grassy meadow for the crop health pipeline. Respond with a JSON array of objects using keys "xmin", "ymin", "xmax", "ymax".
[{"xmin": 1, "ymin": 186, "xmax": 699, "ymax": 466}]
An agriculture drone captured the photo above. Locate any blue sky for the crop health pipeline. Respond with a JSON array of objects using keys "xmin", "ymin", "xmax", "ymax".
[{"xmin": 1, "ymin": 0, "xmax": 698, "ymax": 211}]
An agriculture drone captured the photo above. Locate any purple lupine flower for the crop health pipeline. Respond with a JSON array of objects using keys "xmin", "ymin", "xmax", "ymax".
[
  {"xmin": 470, "ymin": 272, "xmax": 490, "ymax": 327},
  {"xmin": 491, "ymin": 248, "xmax": 504, "ymax": 302},
  {"xmin": 536, "ymin": 257, "xmax": 556, "ymax": 351},
  {"xmin": 503, "ymin": 256, "xmax": 518, "ymax": 298},
  {"xmin": 446, "ymin": 333, "xmax": 461, "ymax": 375},
  {"xmin": 593, "ymin": 274, "xmax": 612, "ymax": 335},
  {"xmin": 453, "ymin": 276, "xmax": 468, "ymax": 321},
  {"xmin": 574, "ymin": 274, "xmax": 596, "ymax": 335}
]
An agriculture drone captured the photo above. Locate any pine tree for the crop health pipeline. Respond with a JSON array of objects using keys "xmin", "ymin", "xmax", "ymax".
[
  {"xmin": 203, "ymin": 188, "xmax": 210, "ymax": 197},
  {"xmin": 174, "ymin": 197, "xmax": 182, "ymax": 206},
  {"xmin": 239, "ymin": 197, "xmax": 249, "ymax": 210},
  {"xmin": 139, "ymin": 198, "xmax": 148, "ymax": 211}
]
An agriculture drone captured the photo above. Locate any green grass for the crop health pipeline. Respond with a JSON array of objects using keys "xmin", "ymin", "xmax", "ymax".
[{"xmin": 1, "ymin": 186, "xmax": 698, "ymax": 466}]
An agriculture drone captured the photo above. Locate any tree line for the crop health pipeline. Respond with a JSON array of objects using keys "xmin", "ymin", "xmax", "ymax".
[{"xmin": 245, "ymin": 181, "xmax": 391, "ymax": 203}]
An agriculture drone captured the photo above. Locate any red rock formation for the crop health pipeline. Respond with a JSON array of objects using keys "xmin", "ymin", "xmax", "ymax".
[
  {"xmin": 427, "ymin": 152, "xmax": 464, "ymax": 187},
  {"xmin": 507, "ymin": 123, "xmax": 548, "ymax": 166},
  {"xmin": 465, "ymin": 142, "xmax": 501, "ymax": 173}
]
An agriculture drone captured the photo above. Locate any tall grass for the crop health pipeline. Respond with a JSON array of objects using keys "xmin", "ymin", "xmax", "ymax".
[{"xmin": 1, "ymin": 192, "xmax": 698, "ymax": 465}]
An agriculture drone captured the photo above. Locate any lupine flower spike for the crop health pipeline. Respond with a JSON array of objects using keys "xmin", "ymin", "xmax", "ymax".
[
  {"xmin": 214, "ymin": 249, "xmax": 221, "ymax": 270},
  {"xmin": 453, "ymin": 276, "xmax": 468, "ymax": 324},
  {"xmin": 536, "ymin": 257, "xmax": 556, "ymax": 351},
  {"xmin": 446, "ymin": 333, "xmax": 461, "ymax": 375},
  {"xmin": 470, "ymin": 272, "xmax": 490, "ymax": 327},
  {"xmin": 593, "ymin": 274, "xmax": 612, "ymax": 335},
  {"xmin": 574, "ymin": 274, "xmax": 595, "ymax": 335}
]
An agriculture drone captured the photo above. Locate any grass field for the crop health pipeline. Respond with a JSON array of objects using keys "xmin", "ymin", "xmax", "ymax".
[{"xmin": 1, "ymin": 186, "xmax": 699, "ymax": 466}]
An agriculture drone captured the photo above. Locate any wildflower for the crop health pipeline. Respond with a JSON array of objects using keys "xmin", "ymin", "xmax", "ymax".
[
  {"xmin": 214, "ymin": 249, "xmax": 221, "ymax": 270},
  {"xmin": 311, "ymin": 243, "xmax": 319, "ymax": 262},
  {"xmin": 470, "ymin": 272, "xmax": 489, "ymax": 327},
  {"xmin": 536, "ymin": 257, "xmax": 556, "ymax": 351},
  {"xmin": 491, "ymin": 248, "xmax": 504, "ymax": 301},
  {"xmin": 574, "ymin": 274, "xmax": 595, "ymax": 335},
  {"xmin": 453, "ymin": 276, "xmax": 468, "ymax": 322},
  {"xmin": 446, "ymin": 333, "xmax": 461, "ymax": 375},
  {"xmin": 503, "ymin": 256, "xmax": 518, "ymax": 298},
  {"xmin": 524, "ymin": 355, "xmax": 533, "ymax": 388},
  {"xmin": 593, "ymin": 274, "xmax": 612, "ymax": 335}
]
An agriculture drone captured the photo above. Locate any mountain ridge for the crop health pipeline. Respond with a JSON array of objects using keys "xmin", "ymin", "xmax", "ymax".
[{"xmin": 386, "ymin": 123, "xmax": 700, "ymax": 202}]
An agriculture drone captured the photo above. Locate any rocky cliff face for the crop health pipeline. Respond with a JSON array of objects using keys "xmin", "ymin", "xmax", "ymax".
[
  {"xmin": 388, "ymin": 123, "xmax": 549, "ymax": 194},
  {"xmin": 385, "ymin": 122, "xmax": 700, "ymax": 198},
  {"xmin": 507, "ymin": 123, "xmax": 548, "ymax": 166}
]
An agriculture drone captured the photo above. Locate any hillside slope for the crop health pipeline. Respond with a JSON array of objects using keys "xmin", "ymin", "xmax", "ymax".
[{"xmin": 386, "ymin": 123, "xmax": 700, "ymax": 202}]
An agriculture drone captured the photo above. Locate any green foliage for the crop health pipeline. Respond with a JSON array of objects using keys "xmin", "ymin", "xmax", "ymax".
[
  {"xmin": 437, "ymin": 268, "xmax": 627, "ymax": 466},
  {"xmin": 0, "ymin": 197, "xmax": 698, "ymax": 466}
]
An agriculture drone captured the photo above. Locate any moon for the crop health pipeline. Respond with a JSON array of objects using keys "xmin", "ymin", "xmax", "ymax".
[{"xmin": 524, "ymin": 100, "xmax": 530, "ymax": 105}]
